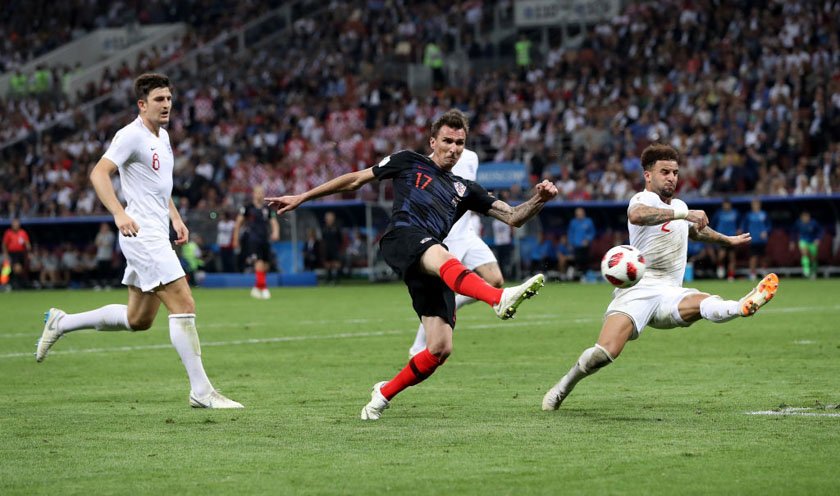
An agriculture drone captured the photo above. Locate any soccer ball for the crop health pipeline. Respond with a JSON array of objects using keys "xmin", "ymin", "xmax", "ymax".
[{"xmin": 601, "ymin": 245, "xmax": 646, "ymax": 288}]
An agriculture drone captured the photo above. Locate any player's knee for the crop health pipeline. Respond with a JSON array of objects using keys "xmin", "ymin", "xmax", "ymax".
[
  {"xmin": 427, "ymin": 342, "xmax": 452, "ymax": 360},
  {"xmin": 488, "ymin": 274, "xmax": 504, "ymax": 288},
  {"xmin": 128, "ymin": 316, "xmax": 154, "ymax": 331}
]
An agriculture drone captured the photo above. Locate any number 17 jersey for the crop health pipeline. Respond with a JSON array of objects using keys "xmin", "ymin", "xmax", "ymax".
[{"xmin": 372, "ymin": 150, "xmax": 496, "ymax": 241}]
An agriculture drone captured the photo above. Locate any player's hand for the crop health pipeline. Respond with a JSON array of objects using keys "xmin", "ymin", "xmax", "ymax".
[
  {"xmin": 534, "ymin": 180, "xmax": 558, "ymax": 201},
  {"xmin": 727, "ymin": 233, "xmax": 751, "ymax": 247},
  {"xmin": 172, "ymin": 219, "xmax": 189, "ymax": 245},
  {"xmin": 686, "ymin": 210, "xmax": 708, "ymax": 231},
  {"xmin": 115, "ymin": 212, "xmax": 140, "ymax": 237},
  {"xmin": 265, "ymin": 195, "xmax": 303, "ymax": 215}
]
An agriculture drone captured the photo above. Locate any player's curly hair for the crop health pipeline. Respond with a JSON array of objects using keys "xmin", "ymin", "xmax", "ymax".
[
  {"xmin": 134, "ymin": 73, "xmax": 171, "ymax": 101},
  {"xmin": 640, "ymin": 143, "xmax": 680, "ymax": 170},
  {"xmin": 431, "ymin": 109, "xmax": 469, "ymax": 138}
]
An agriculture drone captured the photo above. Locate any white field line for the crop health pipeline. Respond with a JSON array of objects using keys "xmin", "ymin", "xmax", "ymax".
[
  {"xmin": 0, "ymin": 318, "xmax": 573, "ymax": 360},
  {"xmin": 2, "ymin": 303, "xmax": 836, "ymax": 358},
  {"xmin": 746, "ymin": 407, "xmax": 840, "ymax": 418}
]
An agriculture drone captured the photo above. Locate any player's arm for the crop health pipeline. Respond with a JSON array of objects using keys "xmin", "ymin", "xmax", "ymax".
[
  {"xmin": 168, "ymin": 199, "xmax": 189, "ymax": 245},
  {"xmin": 486, "ymin": 180, "xmax": 558, "ymax": 227},
  {"xmin": 689, "ymin": 224, "xmax": 751, "ymax": 247},
  {"xmin": 266, "ymin": 168, "xmax": 376, "ymax": 214},
  {"xmin": 628, "ymin": 204, "xmax": 709, "ymax": 230},
  {"xmin": 269, "ymin": 214, "xmax": 280, "ymax": 242},
  {"xmin": 90, "ymin": 157, "xmax": 139, "ymax": 237}
]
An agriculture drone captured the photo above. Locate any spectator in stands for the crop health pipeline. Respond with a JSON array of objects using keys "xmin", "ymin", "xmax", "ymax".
[
  {"xmin": 94, "ymin": 222, "xmax": 116, "ymax": 288},
  {"xmin": 344, "ymin": 228, "xmax": 367, "ymax": 274},
  {"xmin": 555, "ymin": 232, "xmax": 574, "ymax": 281},
  {"xmin": 741, "ymin": 199, "xmax": 771, "ymax": 281},
  {"xmin": 528, "ymin": 231, "xmax": 555, "ymax": 275},
  {"xmin": 491, "ymin": 215, "xmax": 514, "ymax": 279},
  {"xmin": 180, "ymin": 233, "xmax": 205, "ymax": 286},
  {"xmin": 2, "ymin": 218, "xmax": 31, "ymax": 290},
  {"xmin": 712, "ymin": 199, "xmax": 740, "ymax": 280},
  {"xmin": 215, "ymin": 209, "xmax": 237, "ymax": 273},
  {"xmin": 322, "ymin": 211, "xmax": 343, "ymax": 285},
  {"xmin": 303, "ymin": 227, "xmax": 322, "ymax": 272},
  {"xmin": 568, "ymin": 207, "xmax": 595, "ymax": 280},
  {"xmin": 794, "ymin": 210, "xmax": 823, "ymax": 279}
]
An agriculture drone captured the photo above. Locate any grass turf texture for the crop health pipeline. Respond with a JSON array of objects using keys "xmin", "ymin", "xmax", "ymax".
[{"xmin": 1, "ymin": 279, "xmax": 838, "ymax": 495}]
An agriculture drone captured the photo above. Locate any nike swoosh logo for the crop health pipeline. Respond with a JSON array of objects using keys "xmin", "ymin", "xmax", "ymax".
[
  {"xmin": 47, "ymin": 319, "xmax": 56, "ymax": 331},
  {"xmin": 151, "ymin": 147, "xmax": 157, "ymax": 150}
]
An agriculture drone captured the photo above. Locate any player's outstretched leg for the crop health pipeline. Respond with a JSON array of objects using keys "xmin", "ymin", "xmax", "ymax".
[
  {"xmin": 360, "ymin": 381, "xmax": 390, "ymax": 420},
  {"xmin": 493, "ymin": 274, "xmax": 545, "ymax": 320},
  {"xmin": 739, "ymin": 273, "xmax": 779, "ymax": 316},
  {"xmin": 36, "ymin": 304, "xmax": 131, "ymax": 362},
  {"xmin": 542, "ymin": 344, "xmax": 614, "ymax": 411},
  {"xmin": 35, "ymin": 308, "xmax": 67, "ymax": 362}
]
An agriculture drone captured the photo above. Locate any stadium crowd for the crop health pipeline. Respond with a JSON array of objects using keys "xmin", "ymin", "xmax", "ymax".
[{"xmin": 1, "ymin": 0, "xmax": 839, "ymax": 285}]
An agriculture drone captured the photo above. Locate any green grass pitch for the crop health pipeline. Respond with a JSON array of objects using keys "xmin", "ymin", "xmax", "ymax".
[{"xmin": 1, "ymin": 278, "xmax": 839, "ymax": 495}]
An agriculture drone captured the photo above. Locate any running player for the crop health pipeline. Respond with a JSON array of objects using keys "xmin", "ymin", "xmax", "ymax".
[
  {"xmin": 267, "ymin": 109, "xmax": 557, "ymax": 420},
  {"xmin": 35, "ymin": 73, "xmax": 242, "ymax": 409},
  {"xmin": 542, "ymin": 143, "xmax": 779, "ymax": 411}
]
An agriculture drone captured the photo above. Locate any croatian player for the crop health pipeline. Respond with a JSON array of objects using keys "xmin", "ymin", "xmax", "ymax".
[
  {"xmin": 267, "ymin": 109, "xmax": 555, "ymax": 420},
  {"xmin": 407, "ymin": 148, "xmax": 504, "ymax": 357},
  {"xmin": 542, "ymin": 143, "xmax": 779, "ymax": 411},
  {"xmin": 35, "ymin": 73, "xmax": 242, "ymax": 409}
]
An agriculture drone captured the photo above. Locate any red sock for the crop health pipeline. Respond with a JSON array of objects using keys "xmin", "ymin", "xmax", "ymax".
[
  {"xmin": 255, "ymin": 270, "xmax": 267, "ymax": 290},
  {"xmin": 439, "ymin": 258, "xmax": 502, "ymax": 306},
  {"xmin": 380, "ymin": 349, "xmax": 441, "ymax": 400}
]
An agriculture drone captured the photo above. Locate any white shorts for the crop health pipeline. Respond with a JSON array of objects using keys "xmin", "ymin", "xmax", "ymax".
[
  {"xmin": 119, "ymin": 232, "xmax": 185, "ymax": 292},
  {"xmin": 445, "ymin": 234, "xmax": 497, "ymax": 270},
  {"xmin": 605, "ymin": 283, "xmax": 700, "ymax": 339}
]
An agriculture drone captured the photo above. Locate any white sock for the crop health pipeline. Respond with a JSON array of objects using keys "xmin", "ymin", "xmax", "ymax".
[
  {"xmin": 411, "ymin": 323, "xmax": 427, "ymax": 351},
  {"xmin": 60, "ymin": 304, "xmax": 131, "ymax": 333},
  {"xmin": 699, "ymin": 296, "xmax": 740, "ymax": 323},
  {"xmin": 455, "ymin": 294, "xmax": 475, "ymax": 309},
  {"xmin": 557, "ymin": 344, "xmax": 614, "ymax": 395},
  {"xmin": 169, "ymin": 314, "xmax": 214, "ymax": 397}
]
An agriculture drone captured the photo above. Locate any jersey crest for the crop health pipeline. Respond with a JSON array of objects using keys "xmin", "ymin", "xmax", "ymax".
[{"xmin": 453, "ymin": 181, "xmax": 466, "ymax": 197}]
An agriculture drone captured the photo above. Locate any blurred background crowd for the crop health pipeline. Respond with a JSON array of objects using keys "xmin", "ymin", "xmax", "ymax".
[{"xmin": 1, "ymin": 0, "xmax": 839, "ymax": 289}]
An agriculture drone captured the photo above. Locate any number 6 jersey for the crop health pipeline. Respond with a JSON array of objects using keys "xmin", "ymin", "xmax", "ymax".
[{"xmin": 102, "ymin": 116, "xmax": 175, "ymax": 238}]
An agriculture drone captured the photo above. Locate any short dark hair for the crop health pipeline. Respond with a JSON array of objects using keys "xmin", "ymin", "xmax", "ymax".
[
  {"xmin": 431, "ymin": 109, "xmax": 469, "ymax": 138},
  {"xmin": 134, "ymin": 73, "xmax": 170, "ymax": 100},
  {"xmin": 640, "ymin": 143, "xmax": 680, "ymax": 171}
]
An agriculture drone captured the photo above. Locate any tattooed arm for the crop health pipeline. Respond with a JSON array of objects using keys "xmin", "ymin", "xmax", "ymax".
[
  {"xmin": 628, "ymin": 204, "xmax": 709, "ymax": 230},
  {"xmin": 690, "ymin": 224, "xmax": 752, "ymax": 247},
  {"xmin": 486, "ymin": 180, "xmax": 558, "ymax": 227}
]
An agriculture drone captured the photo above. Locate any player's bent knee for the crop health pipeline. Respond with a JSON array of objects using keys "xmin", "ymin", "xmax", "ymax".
[{"xmin": 128, "ymin": 317, "xmax": 154, "ymax": 331}]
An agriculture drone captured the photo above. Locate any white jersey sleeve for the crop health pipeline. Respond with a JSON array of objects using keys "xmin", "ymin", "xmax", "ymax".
[
  {"xmin": 446, "ymin": 149, "xmax": 481, "ymax": 241},
  {"xmin": 627, "ymin": 190, "xmax": 689, "ymax": 287}
]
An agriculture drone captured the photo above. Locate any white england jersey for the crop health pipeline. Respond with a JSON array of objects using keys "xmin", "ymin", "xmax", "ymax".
[
  {"xmin": 103, "ymin": 116, "xmax": 174, "ymax": 237},
  {"xmin": 627, "ymin": 190, "xmax": 689, "ymax": 287},
  {"xmin": 446, "ymin": 149, "xmax": 481, "ymax": 241}
]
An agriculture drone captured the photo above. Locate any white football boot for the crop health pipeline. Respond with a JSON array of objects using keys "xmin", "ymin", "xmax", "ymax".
[
  {"xmin": 493, "ymin": 274, "xmax": 545, "ymax": 320},
  {"xmin": 360, "ymin": 381, "xmax": 389, "ymax": 420},
  {"xmin": 250, "ymin": 287, "xmax": 261, "ymax": 299},
  {"xmin": 739, "ymin": 273, "xmax": 779, "ymax": 316},
  {"xmin": 260, "ymin": 288, "xmax": 271, "ymax": 300},
  {"xmin": 189, "ymin": 390, "xmax": 244, "ymax": 409},
  {"xmin": 541, "ymin": 383, "xmax": 568, "ymax": 411},
  {"xmin": 36, "ymin": 308, "xmax": 66, "ymax": 362}
]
